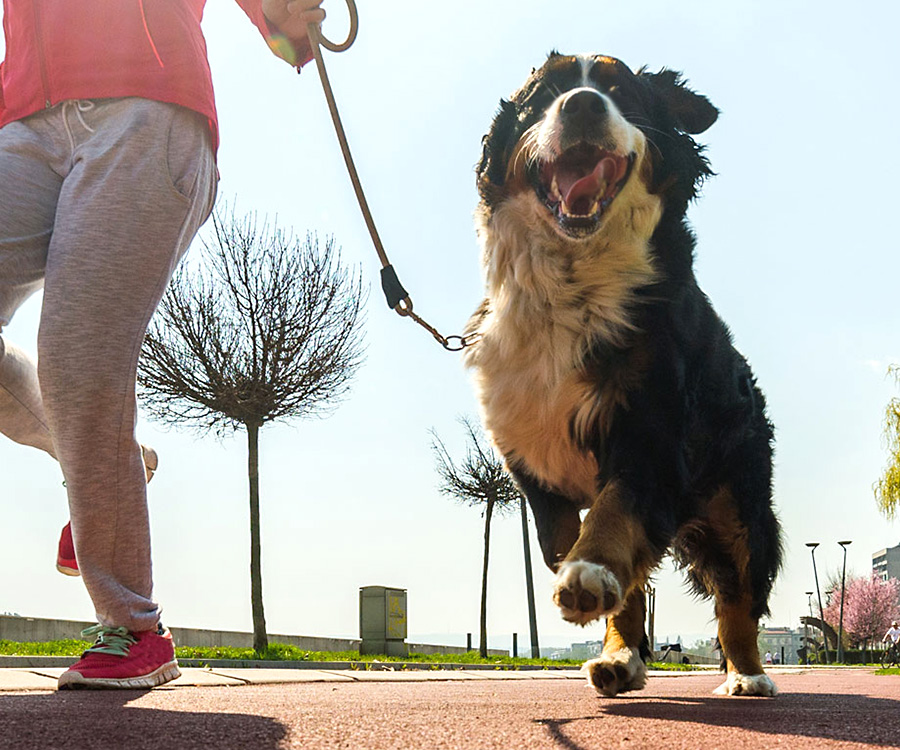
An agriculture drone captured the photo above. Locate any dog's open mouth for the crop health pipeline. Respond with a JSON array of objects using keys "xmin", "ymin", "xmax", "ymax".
[{"xmin": 538, "ymin": 145, "xmax": 634, "ymax": 236}]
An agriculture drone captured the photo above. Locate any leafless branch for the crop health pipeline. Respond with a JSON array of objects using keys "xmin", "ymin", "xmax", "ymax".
[
  {"xmin": 137, "ymin": 206, "xmax": 368, "ymax": 435},
  {"xmin": 430, "ymin": 416, "xmax": 521, "ymax": 515}
]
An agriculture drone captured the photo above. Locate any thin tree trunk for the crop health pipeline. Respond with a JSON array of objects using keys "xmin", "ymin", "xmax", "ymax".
[
  {"xmin": 248, "ymin": 421, "xmax": 268, "ymax": 653},
  {"xmin": 480, "ymin": 497, "xmax": 494, "ymax": 658},
  {"xmin": 520, "ymin": 498, "xmax": 540, "ymax": 658}
]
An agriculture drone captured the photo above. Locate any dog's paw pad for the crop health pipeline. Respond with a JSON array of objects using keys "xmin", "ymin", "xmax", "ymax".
[
  {"xmin": 713, "ymin": 672, "xmax": 777, "ymax": 697},
  {"xmin": 583, "ymin": 648, "xmax": 647, "ymax": 697},
  {"xmin": 553, "ymin": 561, "xmax": 622, "ymax": 625}
]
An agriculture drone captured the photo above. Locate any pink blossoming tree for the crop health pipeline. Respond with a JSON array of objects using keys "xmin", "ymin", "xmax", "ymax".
[{"xmin": 823, "ymin": 574, "xmax": 900, "ymax": 649}]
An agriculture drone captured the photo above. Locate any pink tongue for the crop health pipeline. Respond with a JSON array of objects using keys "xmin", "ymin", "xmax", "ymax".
[{"xmin": 563, "ymin": 156, "xmax": 621, "ymax": 208}]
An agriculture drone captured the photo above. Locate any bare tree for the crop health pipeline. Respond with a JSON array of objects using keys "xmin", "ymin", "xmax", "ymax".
[
  {"xmin": 138, "ymin": 208, "xmax": 366, "ymax": 652},
  {"xmin": 431, "ymin": 417, "xmax": 539, "ymax": 658}
]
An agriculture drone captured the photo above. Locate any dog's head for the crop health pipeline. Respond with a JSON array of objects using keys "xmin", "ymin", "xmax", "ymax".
[{"xmin": 477, "ymin": 53, "xmax": 718, "ymax": 241}]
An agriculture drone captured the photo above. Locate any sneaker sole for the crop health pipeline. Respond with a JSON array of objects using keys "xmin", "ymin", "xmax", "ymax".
[
  {"xmin": 141, "ymin": 445, "xmax": 158, "ymax": 483},
  {"xmin": 55, "ymin": 563, "xmax": 81, "ymax": 577},
  {"xmin": 57, "ymin": 661, "xmax": 181, "ymax": 690}
]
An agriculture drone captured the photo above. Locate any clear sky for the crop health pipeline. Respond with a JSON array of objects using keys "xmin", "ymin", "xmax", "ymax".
[{"xmin": 3, "ymin": 0, "xmax": 900, "ymax": 652}]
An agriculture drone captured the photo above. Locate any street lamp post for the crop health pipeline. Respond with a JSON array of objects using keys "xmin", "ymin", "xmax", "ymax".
[
  {"xmin": 804, "ymin": 591, "xmax": 814, "ymax": 663},
  {"xmin": 837, "ymin": 540, "xmax": 852, "ymax": 663},
  {"xmin": 806, "ymin": 542, "xmax": 829, "ymax": 664}
]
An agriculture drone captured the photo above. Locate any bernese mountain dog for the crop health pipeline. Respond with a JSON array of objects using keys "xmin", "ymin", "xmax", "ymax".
[{"xmin": 464, "ymin": 53, "xmax": 782, "ymax": 697}]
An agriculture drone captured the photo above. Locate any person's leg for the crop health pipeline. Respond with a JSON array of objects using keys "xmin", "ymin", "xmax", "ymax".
[
  {"xmin": 39, "ymin": 98, "xmax": 216, "ymax": 632},
  {"xmin": 0, "ymin": 117, "xmax": 66, "ymax": 458}
]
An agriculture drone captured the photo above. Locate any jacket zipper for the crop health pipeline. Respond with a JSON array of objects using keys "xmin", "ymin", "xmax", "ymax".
[
  {"xmin": 31, "ymin": 0, "xmax": 52, "ymax": 107},
  {"xmin": 138, "ymin": 0, "xmax": 165, "ymax": 68}
]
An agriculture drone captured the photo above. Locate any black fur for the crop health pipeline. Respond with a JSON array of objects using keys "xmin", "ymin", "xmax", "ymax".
[{"xmin": 473, "ymin": 54, "xmax": 782, "ymax": 637}]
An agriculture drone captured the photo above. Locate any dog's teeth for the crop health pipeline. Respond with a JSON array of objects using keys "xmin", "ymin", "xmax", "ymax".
[{"xmin": 551, "ymin": 175, "xmax": 561, "ymax": 200}]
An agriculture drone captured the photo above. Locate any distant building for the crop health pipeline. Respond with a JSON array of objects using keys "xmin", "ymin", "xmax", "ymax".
[
  {"xmin": 873, "ymin": 543, "xmax": 900, "ymax": 582},
  {"xmin": 568, "ymin": 640, "xmax": 604, "ymax": 660},
  {"xmin": 544, "ymin": 640, "xmax": 604, "ymax": 661},
  {"xmin": 759, "ymin": 626, "xmax": 804, "ymax": 665}
]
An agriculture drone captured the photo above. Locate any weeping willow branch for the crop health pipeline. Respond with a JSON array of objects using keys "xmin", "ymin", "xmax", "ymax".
[{"xmin": 874, "ymin": 365, "xmax": 900, "ymax": 519}]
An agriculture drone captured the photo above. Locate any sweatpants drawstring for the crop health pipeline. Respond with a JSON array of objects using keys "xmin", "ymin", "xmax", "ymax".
[{"xmin": 62, "ymin": 100, "xmax": 96, "ymax": 154}]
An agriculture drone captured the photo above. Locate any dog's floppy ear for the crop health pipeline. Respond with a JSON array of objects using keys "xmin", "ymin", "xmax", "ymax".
[
  {"xmin": 477, "ymin": 98, "xmax": 519, "ymax": 196},
  {"xmin": 642, "ymin": 68, "xmax": 719, "ymax": 135}
]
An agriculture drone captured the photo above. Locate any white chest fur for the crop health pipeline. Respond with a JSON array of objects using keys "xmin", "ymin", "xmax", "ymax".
[{"xmin": 466, "ymin": 191, "xmax": 660, "ymax": 505}]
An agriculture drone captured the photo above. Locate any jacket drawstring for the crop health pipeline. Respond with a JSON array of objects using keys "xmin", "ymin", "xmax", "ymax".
[{"xmin": 138, "ymin": 0, "xmax": 164, "ymax": 68}]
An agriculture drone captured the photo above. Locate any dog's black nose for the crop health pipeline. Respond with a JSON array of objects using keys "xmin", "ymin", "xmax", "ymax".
[{"xmin": 561, "ymin": 89, "xmax": 607, "ymax": 118}]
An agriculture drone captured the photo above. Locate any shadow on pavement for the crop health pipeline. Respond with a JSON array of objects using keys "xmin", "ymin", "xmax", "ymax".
[
  {"xmin": 596, "ymin": 692, "xmax": 900, "ymax": 747},
  {"xmin": 533, "ymin": 717, "xmax": 596, "ymax": 750},
  {"xmin": 0, "ymin": 690, "xmax": 288, "ymax": 750}
]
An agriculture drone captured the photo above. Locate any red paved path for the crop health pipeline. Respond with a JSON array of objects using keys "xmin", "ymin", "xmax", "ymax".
[{"xmin": 1, "ymin": 670, "xmax": 898, "ymax": 749}]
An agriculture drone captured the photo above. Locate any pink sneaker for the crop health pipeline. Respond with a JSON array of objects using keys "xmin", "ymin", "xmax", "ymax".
[
  {"xmin": 56, "ymin": 522, "xmax": 79, "ymax": 576},
  {"xmin": 56, "ymin": 445, "xmax": 158, "ymax": 577},
  {"xmin": 58, "ymin": 623, "xmax": 181, "ymax": 690}
]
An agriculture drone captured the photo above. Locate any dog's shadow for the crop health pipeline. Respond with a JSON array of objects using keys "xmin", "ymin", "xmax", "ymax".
[
  {"xmin": 0, "ymin": 690, "xmax": 287, "ymax": 749},
  {"xmin": 535, "ymin": 692, "xmax": 900, "ymax": 750}
]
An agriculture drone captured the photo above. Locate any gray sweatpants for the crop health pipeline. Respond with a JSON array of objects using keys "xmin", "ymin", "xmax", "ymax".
[{"xmin": 0, "ymin": 98, "xmax": 217, "ymax": 631}]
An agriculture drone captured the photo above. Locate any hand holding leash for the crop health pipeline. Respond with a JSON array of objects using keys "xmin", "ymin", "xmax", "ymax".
[{"xmin": 305, "ymin": 1, "xmax": 480, "ymax": 351}]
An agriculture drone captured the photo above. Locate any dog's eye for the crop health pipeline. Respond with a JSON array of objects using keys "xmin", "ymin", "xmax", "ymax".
[{"xmin": 518, "ymin": 82, "xmax": 557, "ymax": 115}]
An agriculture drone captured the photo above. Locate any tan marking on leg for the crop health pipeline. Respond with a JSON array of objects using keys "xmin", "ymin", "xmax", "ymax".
[
  {"xmin": 584, "ymin": 588, "xmax": 649, "ymax": 696},
  {"xmin": 707, "ymin": 488, "xmax": 751, "ymax": 577},
  {"xmin": 705, "ymin": 487, "xmax": 766, "ymax": 678},
  {"xmin": 547, "ymin": 507, "xmax": 582, "ymax": 572},
  {"xmin": 603, "ymin": 587, "xmax": 646, "ymax": 655},
  {"xmin": 565, "ymin": 480, "xmax": 653, "ymax": 593},
  {"xmin": 717, "ymin": 597, "xmax": 765, "ymax": 676}
]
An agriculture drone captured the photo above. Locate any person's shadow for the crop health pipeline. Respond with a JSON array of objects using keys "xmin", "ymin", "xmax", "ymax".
[
  {"xmin": 535, "ymin": 692, "xmax": 900, "ymax": 750},
  {"xmin": 0, "ymin": 690, "xmax": 287, "ymax": 749}
]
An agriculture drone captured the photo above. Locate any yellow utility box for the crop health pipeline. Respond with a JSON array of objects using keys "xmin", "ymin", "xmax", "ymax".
[{"xmin": 359, "ymin": 586, "xmax": 408, "ymax": 657}]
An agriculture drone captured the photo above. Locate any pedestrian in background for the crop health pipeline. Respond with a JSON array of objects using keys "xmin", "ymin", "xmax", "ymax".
[{"xmin": 0, "ymin": 0, "xmax": 325, "ymax": 689}]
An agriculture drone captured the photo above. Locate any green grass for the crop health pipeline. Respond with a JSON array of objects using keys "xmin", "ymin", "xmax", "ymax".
[
  {"xmin": 646, "ymin": 661, "xmax": 702, "ymax": 671},
  {"xmin": 0, "ymin": 639, "xmax": 712, "ymax": 670},
  {"xmin": 0, "ymin": 639, "xmax": 88, "ymax": 656},
  {"xmin": 0, "ymin": 639, "xmax": 581, "ymax": 667},
  {"xmin": 874, "ymin": 667, "xmax": 900, "ymax": 675}
]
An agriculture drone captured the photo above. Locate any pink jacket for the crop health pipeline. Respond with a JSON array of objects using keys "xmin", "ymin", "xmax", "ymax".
[{"xmin": 0, "ymin": 0, "xmax": 313, "ymax": 150}]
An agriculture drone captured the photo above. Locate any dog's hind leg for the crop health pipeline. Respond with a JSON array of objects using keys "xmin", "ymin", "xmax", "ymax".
[
  {"xmin": 689, "ymin": 487, "xmax": 778, "ymax": 697},
  {"xmin": 714, "ymin": 595, "xmax": 776, "ymax": 696},
  {"xmin": 583, "ymin": 587, "xmax": 651, "ymax": 697}
]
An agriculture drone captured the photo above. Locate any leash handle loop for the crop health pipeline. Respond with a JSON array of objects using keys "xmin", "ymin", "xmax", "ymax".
[{"xmin": 311, "ymin": 0, "xmax": 358, "ymax": 53}]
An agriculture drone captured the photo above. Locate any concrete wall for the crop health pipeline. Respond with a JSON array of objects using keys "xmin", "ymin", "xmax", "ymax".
[
  {"xmin": 1, "ymin": 615, "xmax": 95, "ymax": 644},
  {"xmin": 0, "ymin": 616, "xmax": 501, "ymax": 656}
]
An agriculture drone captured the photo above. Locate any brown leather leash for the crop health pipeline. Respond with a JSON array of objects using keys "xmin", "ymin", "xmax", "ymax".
[{"xmin": 304, "ymin": 2, "xmax": 479, "ymax": 352}]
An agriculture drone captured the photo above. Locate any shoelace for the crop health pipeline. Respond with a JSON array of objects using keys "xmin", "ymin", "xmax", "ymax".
[{"xmin": 80, "ymin": 624, "xmax": 137, "ymax": 657}]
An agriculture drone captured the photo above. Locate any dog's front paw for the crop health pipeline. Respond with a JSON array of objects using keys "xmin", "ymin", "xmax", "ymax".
[
  {"xmin": 583, "ymin": 647, "xmax": 647, "ymax": 697},
  {"xmin": 713, "ymin": 671, "xmax": 777, "ymax": 697},
  {"xmin": 552, "ymin": 561, "xmax": 623, "ymax": 625}
]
